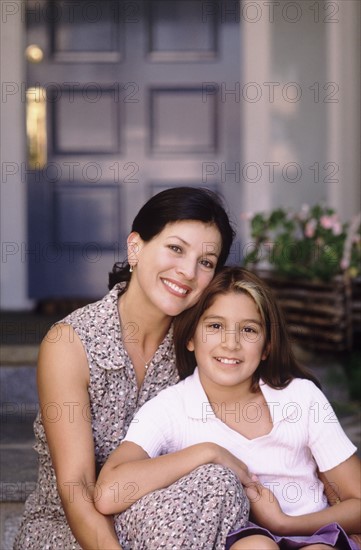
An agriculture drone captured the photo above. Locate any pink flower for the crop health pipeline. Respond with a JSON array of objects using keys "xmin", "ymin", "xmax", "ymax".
[
  {"xmin": 320, "ymin": 215, "xmax": 333, "ymax": 229},
  {"xmin": 320, "ymin": 213, "xmax": 341, "ymax": 234},
  {"xmin": 298, "ymin": 204, "xmax": 310, "ymax": 221},
  {"xmin": 340, "ymin": 258, "xmax": 349, "ymax": 270},
  {"xmin": 305, "ymin": 219, "xmax": 317, "ymax": 238},
  {"xmin": 240, "ymin": 212, "xmax": 253, "ymax": 221},
  {"xmin": 332, "ymin": 222, "xmax": 342, "ymax": 236}
]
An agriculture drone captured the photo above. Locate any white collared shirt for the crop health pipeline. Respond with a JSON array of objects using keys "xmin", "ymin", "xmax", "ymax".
[{"xmin": 124, "ymin": 368, "xmax": 356, "ymax": 515}]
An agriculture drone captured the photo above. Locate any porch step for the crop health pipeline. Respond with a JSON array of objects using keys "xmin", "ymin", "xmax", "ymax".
[
  {"xmin": 0, "ymin": 362, "xmax": 39, "ymax": 503},
  {"xmin": 0, "ymin": 502, "xmax": 25, "ymax": 550}
]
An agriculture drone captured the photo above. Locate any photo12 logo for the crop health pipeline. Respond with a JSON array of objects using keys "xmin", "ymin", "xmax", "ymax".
[{"xmin": 201, "ymin": 2, "xmax": 340, "ymax": 24}]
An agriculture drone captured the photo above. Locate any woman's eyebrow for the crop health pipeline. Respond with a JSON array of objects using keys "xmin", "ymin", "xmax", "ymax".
[{"xmin": 166, "ymin": 236, "xmax": 219, "ymax": 258}]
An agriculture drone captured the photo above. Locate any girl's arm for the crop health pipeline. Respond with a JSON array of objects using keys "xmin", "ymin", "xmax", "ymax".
[
  {"xmin": 38, "ymin": 324, "xmax": 122, "ymax": 550},
  {"xmin": 95, "ymin": 440, "xmax": 253, "ymax": 515},
  {"xmin": 247, "ymin": 454, "xmax": 361, "ymax": 536}
]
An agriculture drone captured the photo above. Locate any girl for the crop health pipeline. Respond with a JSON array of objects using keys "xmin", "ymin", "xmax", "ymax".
[
  {"xmin": 14, "ymin": 188, "xmax": 250, "ymax": 549},
  {"xmin": 96, "ymin": 267, "xmax": 361, "ymax": 550}
]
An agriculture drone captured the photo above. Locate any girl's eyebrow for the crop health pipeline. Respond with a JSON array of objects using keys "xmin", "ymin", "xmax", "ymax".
[{"xmin": 202, "ymin": 315, "xmax": 262, "ymax": 325}]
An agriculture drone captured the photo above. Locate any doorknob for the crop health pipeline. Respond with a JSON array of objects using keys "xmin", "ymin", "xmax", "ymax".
[
  {"xmin": 26, "ymin": 87, "xmax": 47, "ymax": 169},
  {"xmin": 25, "ymin": 44, "xmax": 44, "ymax": 63}
]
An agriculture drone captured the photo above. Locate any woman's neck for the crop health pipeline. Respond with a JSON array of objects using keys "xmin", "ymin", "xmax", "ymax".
[{"xmin": 118, "ymin": 285, "xmax": 172, "ymax": 349}]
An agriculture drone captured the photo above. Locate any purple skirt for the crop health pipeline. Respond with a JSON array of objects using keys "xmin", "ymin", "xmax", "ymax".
[{"xmin": 226, "ymin": 521, "xmax": 360, "ymax": 550}]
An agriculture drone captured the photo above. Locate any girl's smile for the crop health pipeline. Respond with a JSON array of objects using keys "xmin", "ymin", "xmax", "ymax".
[{"xmin": 187, "ymin": 292, "xmax": 268, "ymax": 395}]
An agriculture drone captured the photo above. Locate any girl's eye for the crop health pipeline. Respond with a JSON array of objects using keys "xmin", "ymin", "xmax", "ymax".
[
  {"xmin": 168, "ymin": 245, "xmax": 182, "ymax": 253},
  {"xmin": 243, "ymin": 326, "xmax": 257, "ymax": 333},
  {"xmin": 208, "ymin": 322, "xmax": 222, "ymax": 330},
  {"xmin": 200, "ymin": 259, "xmax": 214, "ymax": 269},
  {"xmin": 242, "ymin": 326, "xmax": 261, "ymax": 342}
]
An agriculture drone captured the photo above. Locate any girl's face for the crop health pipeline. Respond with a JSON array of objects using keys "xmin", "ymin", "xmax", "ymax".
[
  {"xmin": 187, "ymin": 291, "xmax": 268, "ymax": 393},
  {"xmin": 128, "ymin": 220, "xmax": 222, "ymax": 317}
]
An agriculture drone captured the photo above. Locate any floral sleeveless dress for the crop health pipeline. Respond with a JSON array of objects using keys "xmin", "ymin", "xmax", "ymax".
[{"xmin": 14, "ymin": 284, "xmax": 248, "ymax": 549}]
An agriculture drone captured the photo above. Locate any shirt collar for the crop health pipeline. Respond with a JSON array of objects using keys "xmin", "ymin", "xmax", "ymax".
[
  {"xmin": 184, "ymin": 368, "xmax": 217, "ymax": 420},
  {"xmin": 183, "ymin": 370, "xmax": 299, "ymax": 424},
  {"xmin": 259, "ymin": 379, "xmax": 300, "ymax": 423}
]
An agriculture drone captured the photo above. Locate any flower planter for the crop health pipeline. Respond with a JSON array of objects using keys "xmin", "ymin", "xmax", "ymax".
[
  {"xmin": 351, "ymin": 277, "xmax": 361, "ymax": 335},
  {"xmin": 252, "ymin": 269, "xmax": 354, "ymax": 352}
]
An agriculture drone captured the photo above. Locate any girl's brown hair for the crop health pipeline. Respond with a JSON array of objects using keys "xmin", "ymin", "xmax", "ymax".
[{"xmin": 173, "ymin": 266, "xmax": 320, "ymax": 391}]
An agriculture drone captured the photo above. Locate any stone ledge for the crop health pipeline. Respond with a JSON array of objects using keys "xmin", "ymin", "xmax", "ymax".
[
  {"xmin": 0, "ymin": 346, "xmax": 38, "ymax": 366},
  {"xmin": 0, "ymin": 447, "xmax": 38, "ymax": 502},
  {"xmin": 0, "ymin": 366, "xmax": 38, "ymax": 405},
  {"xmin": 0, "ymin": 502, "xmax": 25, "ymax": 550}
]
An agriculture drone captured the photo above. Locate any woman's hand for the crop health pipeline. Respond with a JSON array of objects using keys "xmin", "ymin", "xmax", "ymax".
[
  {"xmin": 245, "ymin": 477, "xmax": 287, "ymax": 534},
  {"xmin": 211, "ymin": 444, "xmax": 253, "ymax": 486}
]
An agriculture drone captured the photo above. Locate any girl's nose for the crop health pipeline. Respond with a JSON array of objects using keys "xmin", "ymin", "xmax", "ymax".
[{"xmin": 221, "ymin": 326, "xmax": 241, "ymax": 350}]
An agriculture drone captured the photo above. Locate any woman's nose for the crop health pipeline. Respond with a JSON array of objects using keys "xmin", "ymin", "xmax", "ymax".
[{"xmin": 176, "ymin": 259, "xmax": 197, "ymax": 280}]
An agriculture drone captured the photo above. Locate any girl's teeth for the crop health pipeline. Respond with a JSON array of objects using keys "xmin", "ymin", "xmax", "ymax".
[
  {"xmin": 163, "ymin": 280, "xmax": 188, "ymax": 295},
  {"xmin": 217, "ymin": 357, "xmax": 240, "ymax": 365}
]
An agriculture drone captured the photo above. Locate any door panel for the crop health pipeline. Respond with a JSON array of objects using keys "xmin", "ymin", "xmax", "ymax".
[
  {"xmin": 26, "ymin": 0, "xmax": 241, "ymax": 299},
  {"xmin": 52, "ymin": 88, "xmax": 122, "ymax": 154},
  {"xmin": 147, "ymin": 1, "xmax": 218, "ymax": 61},
  {"xmin": 149, "ymin": 88, "xmax": 217, "ymax": 154}
]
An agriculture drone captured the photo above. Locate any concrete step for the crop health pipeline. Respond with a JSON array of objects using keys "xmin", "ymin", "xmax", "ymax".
[
  {"xmin": 0, "ymin": 311, "xmax": 62, "ymax": 347},
  {"xmin": 0, "ymin": 502, "xmax": 25, "ymax": 550},
  {"xmin": 0, "ymin": 362, "xmax": 38, "ymax": 503}
]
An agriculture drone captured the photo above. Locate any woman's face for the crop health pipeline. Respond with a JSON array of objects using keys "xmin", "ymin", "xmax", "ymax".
[{"xmin": 128, "ymin": 220, "xmax": 222, "ymax": 317}]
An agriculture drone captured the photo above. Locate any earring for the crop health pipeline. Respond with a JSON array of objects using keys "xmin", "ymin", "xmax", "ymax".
[{"xmin": 129, "ymin": 265, "xmax": 133, "ymax": 273}]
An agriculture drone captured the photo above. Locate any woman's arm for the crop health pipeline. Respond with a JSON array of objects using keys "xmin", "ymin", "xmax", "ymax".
[
  {"xmin": 246, "ymin": 455, "xmax": 361, "ymax": 536},
  {"xmin": 95, "ymin": 440, "xmax": 253, "ymax": 515},
  {"xmin": 38, "ymin": 324, "xmax": 122, "ymax": 550}
]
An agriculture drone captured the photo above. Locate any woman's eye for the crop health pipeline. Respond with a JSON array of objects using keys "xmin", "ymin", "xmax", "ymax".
[
  {"xmin": 168, "ymin": 245, "xmax": 182, "ymax": 253},
  {"xmin": 200, "ymin": 259, "xmax": 214, "ymax": 269}
]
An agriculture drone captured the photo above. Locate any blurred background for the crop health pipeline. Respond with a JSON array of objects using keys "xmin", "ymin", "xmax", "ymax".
[
  {"xmin": 1, "ymin": 0, "xmax": 360, "ymax": 308},
  {"xmin": 0, "ymin": 1, "xmax": 360, "ymax": 546}
]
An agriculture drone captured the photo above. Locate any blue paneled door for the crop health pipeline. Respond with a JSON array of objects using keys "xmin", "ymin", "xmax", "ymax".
[{"xmin": 26, "ymin": 0, "xmax": 241, "ymax": 299}]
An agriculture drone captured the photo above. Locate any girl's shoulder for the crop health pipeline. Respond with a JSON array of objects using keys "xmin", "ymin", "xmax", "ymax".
[{"xmin": 260, "ymin": 377, "xmax": 327, "ymax": 407}]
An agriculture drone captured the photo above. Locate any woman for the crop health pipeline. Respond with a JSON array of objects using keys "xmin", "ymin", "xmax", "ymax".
[{"xmin": 14, "ymin": 187, "xmax": 249, "ymax": 549}]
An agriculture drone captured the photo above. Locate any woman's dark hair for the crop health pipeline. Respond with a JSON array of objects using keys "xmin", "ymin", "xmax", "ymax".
[
  {"xmin": 174, "ymin": 266, "xmax": 321, "ymax": 391},
  {"xmin": 108, "ymin": 187, "xmax": 236, "ymax": 289}
]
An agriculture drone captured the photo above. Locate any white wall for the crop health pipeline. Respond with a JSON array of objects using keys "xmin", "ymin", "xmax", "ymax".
[
  {"xmin": 0, "ymin": 1, "xmax": 34, "ymax": 310},
  {"xmin": 241, "ymin": 0, "xmax": 360, "ymax": 237},
  {"xmin": 327, "ymin": 0, "xmax": 361, "ymax": 220}
]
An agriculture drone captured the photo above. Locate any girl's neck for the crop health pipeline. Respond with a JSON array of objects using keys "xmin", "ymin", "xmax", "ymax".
[
  {"xmin": 199, "ymin": 373, "xmax": 272, "ymax": 439},
  {"xmin": 199, "ymin": 372, "xmax": 256, "ymax": 409}
]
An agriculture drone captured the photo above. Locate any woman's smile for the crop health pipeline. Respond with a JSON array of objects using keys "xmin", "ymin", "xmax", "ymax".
[{"xmin": 161, "ymin": 277, "xmax": 192, "ymax": 297}]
